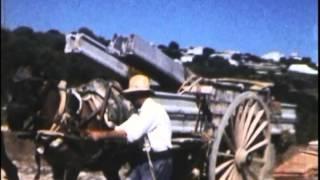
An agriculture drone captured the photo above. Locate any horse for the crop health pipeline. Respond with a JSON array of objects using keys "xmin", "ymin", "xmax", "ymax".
[
  {"xmin": 7, "ymin": 75, "xmax": 135, "ymax": 180},
  {"xmin": 34, "ymin": 78, "xmax": 136, "ymax": 180}
]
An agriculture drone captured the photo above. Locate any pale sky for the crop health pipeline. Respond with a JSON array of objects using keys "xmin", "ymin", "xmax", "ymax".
[{"xmin": 2, "ymin": 0, "xmax": 318, "ymax": 62}]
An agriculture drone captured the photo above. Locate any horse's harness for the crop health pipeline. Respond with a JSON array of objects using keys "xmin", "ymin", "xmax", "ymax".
[
  {"xmin": 48, "ymin": 81, "xmax": 118, "ymax": 133},
  {"xmin": 34, "ymin": 80, "xmax": 119, "ymax": 180}
]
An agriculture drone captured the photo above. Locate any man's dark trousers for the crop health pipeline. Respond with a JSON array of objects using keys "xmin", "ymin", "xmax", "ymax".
[{"xmin": 129, "ymin": 157, "xmax": 172, "ymax": 180}]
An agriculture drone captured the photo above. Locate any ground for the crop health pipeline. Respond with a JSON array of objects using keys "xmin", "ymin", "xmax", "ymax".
[
  {"xmin": 1, "ymin": 131, "xmax": 110, "ymax": 180},
  {"xmin": 2, "ymin": 130, "xmax": 315, "ymax": 180}
]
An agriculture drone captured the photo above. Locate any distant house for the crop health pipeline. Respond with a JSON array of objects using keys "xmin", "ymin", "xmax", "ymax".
[
  {"xmin": 262, "ymin": 51, "xmax": 285, "ymax": 62},
  {"xmin": 180, "ymin": 55, "xmax": 194, "ymax": 63},
  {"xmin": 288, "ymin": 64, "xmax": 318, "ymax": 75},
  {"xmin": 186, "ymin": 46, "xmax": 205, "ymax": 56},
  {"xmin": 242, "ymin": 61, "xmax": 283, "ymax": 75},
  {"xmin": 209, "ymin": 51, "xmax": 239, "ymax": 66}
]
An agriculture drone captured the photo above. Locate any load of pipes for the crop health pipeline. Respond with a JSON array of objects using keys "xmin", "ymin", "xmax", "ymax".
[{"xmin": 65, "ymin": 33, "xmax": 187, "ymax": 91}]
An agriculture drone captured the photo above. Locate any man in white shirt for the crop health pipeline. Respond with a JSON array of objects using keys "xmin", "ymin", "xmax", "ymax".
[{"xmin": 87, "ymin": 74, "xmax": 173, "ymax": 180}]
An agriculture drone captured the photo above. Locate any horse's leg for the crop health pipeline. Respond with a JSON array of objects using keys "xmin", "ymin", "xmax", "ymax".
[
  {"xmin": 64, "ymin": 168, "xmax": 80, "ymax": 180},
  {"xmin": 103, "ymin": 169, "xmax": 120, "ymax": 180},
  {"xmin": 1, "ymin": 150, "xmax": 19, "ymax": 180},
  {"xmin": 1, "ymin": 137, "xmax": 19, "ymax": 180},
  {"xmin": 34, "ymin": 150, "xmax": 41, "ymax": 180},
  {"xmin": 51, "ymin": 165, "xmax": 65, "ymax": 180}
]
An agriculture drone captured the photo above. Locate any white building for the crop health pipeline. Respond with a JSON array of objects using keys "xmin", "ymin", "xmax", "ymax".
[{"xmin": 288, "ymin": 64, "xmax": 318, "ymax": 75}]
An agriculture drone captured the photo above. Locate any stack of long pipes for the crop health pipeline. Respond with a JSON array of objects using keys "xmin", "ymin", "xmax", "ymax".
[{"xmin": 65, "ymin": 33, "xmax": 185, "ymax": 89}]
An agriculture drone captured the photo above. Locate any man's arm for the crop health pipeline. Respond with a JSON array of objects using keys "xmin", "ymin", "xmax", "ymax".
[
  {"xmin": 118, "ymin": 111, "xmax": 155, "ymax": 142},
  {"xmin": 86, "ymin": 129, "xmax": 127, "ymax": 141}
]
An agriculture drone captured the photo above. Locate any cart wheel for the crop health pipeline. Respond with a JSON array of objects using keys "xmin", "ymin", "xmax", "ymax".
[{"xmin": 209, "ymin": 92, "xmax": 273, "ymax": 180}]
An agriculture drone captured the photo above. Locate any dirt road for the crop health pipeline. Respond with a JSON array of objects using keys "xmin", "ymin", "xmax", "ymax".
[{"xmin": 2, "ymin": 131, "xmax": 107, "ymax": 180}]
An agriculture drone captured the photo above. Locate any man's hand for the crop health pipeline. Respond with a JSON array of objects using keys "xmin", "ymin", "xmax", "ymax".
[
  {"xmin": 86, "ymin": 129, "xmax": 127, "ymax": 141},
  {"xmin": 86, "ymin": 130, "xmax": 107, "ymax": 141}
]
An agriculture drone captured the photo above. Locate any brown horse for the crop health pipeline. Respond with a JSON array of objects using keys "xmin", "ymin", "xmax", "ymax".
[{"xmin": 35, "ymin": 78, "xmax": 135, "ymax": 180}]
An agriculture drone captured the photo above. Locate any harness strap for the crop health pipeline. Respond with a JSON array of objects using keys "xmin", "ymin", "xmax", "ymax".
[
  {"xmin": 78, "ymin": 83, "xmax": 114, "ymax": 128},
  {"xmin": 35, "ymin": 80, "xmax": 67, "ymax": 180},
  {"xmin": 71, "ymin": 89, "xmax": 83, "ymax": 114},
  {"xmin": 83, "ymin": 90, "xmax": 105, "ymax": 100},
  {"xmin": 88, "ymin": 99, "xmax": 98, "ymax": 112},
  {"xmin": 49, "ymin": 80, "xmax": 68, "ymax": 132},
  {"xmin": 98, "ymin": 82, "xmax": 112, "ymax": 121},
  {"xmin": 143, "ymin": 136, "xmax": 157, "ymax": 180}
]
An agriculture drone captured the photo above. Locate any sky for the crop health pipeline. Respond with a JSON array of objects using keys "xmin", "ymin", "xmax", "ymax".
[{"xmin": 2, "ymin": 0, "xmax": 318, "ymax": 62}]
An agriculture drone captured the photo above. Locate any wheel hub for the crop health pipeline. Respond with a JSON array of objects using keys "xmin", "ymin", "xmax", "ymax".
[{"xmin": 235, "ymin": 149, "xmax": 250, "ymax": 167}]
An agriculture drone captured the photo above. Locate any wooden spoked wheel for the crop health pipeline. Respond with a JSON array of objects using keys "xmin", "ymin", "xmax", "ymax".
[{"xmin": 209, "ymin": 92, "xmax": 272, "ymax": 180}]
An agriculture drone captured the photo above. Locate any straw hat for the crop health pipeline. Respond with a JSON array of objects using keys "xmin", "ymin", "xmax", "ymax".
[{"xmin": 123, "ymin": 74, "xmax": 153, "ymax": 94}]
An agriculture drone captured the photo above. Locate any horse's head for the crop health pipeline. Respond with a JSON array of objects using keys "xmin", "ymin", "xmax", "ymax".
[
  {"xmin": 66, "ymin": 79, "xmax": 133, "ymax": 133},
  {"xmin": 7, "ymin": 74, "xmax": 61, "ymax": 131}
]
